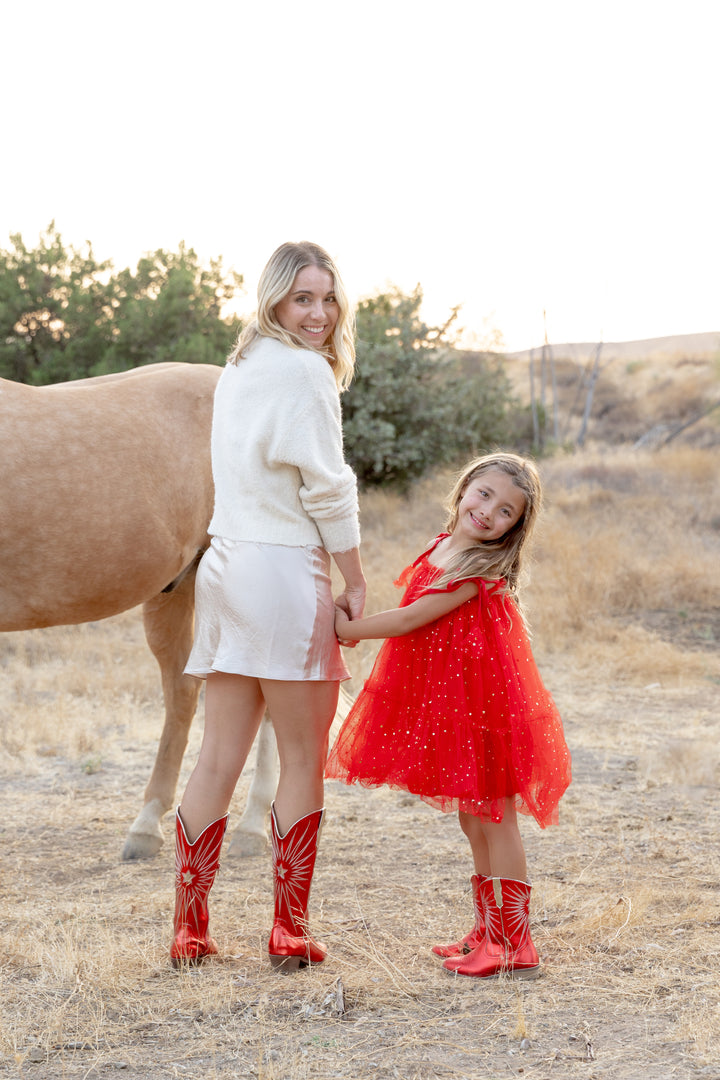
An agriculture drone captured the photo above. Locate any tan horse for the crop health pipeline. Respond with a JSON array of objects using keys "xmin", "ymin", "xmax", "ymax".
[{"xmin": 0, "ymin": 362, "xmax": 276, "ymax": 859}]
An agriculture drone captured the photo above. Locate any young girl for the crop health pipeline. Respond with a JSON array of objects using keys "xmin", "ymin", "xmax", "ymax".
[{"xmin": 325, "ymin": 452, "xmax": 571, "ymax": 979}]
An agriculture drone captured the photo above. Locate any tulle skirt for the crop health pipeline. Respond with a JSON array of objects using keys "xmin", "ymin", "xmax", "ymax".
[{"xmin": 326, "ymin": 554, "xmax": 571, "ymax": 826}]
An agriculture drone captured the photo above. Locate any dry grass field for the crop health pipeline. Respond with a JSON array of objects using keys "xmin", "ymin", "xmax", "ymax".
[{"xmin": 1, "ymin": 350, "xmax": 719, "ymax": 1079}]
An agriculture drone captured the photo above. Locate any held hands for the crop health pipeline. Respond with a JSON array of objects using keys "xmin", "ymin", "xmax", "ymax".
[
  {"xmin": 334, "ymin": 581, "xmax": 366, "ymax": 621},
  {"xmin": 334, "ymin": 604, "xmax": 357, "ymax": 648},
  {"xmin": 334, "ymin": 569, "xmax": 365, "ymax": 649}
]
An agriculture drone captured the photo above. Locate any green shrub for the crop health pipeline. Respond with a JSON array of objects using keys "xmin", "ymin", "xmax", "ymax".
[{"xmin": 343, "ymin": 287, "xmax": 516, "ymax": 488}]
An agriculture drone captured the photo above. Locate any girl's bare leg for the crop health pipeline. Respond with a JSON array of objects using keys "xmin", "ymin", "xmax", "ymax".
[
  {"xmin": 459, "ymin": 811, "xmax": 491, "ymax": 876},
  {"xmin": 460, "ymin": 801, "xmax": 528, "ymax": 881},
  {"xmin": 179, "ymin": 672, "xmax": 267, "ymax": 842},
  {"xmin": 259, "ymin": 678, "xmax": 339, "ymax": 834}
]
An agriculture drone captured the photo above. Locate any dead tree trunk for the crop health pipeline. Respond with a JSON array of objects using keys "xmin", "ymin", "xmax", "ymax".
[
  {"xmin": 541, "ymin": 310, "xmax": 559, "ymax": 444},
  {"xmin": 576, "ymin": 342, "xmax": 604, "ymax": 448},
  {"xmin": 529, "ymin": 348, "xmax": 540, "ymax": 447}
]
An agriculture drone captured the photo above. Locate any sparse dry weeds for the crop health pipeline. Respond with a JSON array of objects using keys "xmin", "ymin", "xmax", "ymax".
[
  {"xmin": 1, "ymin": 441, "xmax": 719, "ymax": 1079},
  {"xmin": 502, "ymin": 334, "xmax": 720, "ymax": 450}
]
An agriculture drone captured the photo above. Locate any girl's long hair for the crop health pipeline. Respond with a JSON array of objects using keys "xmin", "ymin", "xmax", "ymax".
[
  {"xmin": 434, "ymin": 452, "xmax": 543, "ymax": 597},
  {"xmin": 228, "ymin": 241, "xmax": 356, "ymax": 391}
]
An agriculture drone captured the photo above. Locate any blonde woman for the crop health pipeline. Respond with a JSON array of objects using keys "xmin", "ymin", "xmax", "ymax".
[{"xmin": 172, "ymin": 242, "xmax": 365, "ymax": 972}]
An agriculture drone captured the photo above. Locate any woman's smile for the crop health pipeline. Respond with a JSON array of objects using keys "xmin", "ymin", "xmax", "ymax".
[{"xmin": 275, "ymin": 265, "xmax": 339, "ymax": 348}]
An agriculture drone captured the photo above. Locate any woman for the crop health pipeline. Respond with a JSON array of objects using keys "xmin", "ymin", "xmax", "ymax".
[{"xmin": 172, "ymin": 242, "xmax": 365, "ymax": 972}]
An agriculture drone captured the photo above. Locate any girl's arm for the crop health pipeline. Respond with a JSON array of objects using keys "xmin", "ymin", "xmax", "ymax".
[{"xmin": 335, "ymin": 580, "xmax": 478, "ymax": 642}]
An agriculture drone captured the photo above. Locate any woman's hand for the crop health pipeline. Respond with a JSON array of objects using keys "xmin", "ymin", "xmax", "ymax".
[
  {"xmin": 331, "ymin": 549, "xmax": 366, "ymax": 646},
  {"xmin": 331, "ymin": 549, "xmax": 366, "ymax": 621},
  {"xmin": 334, "ymin": 580, "xmax": 366, "ymax": 621},
  {"xmin": 334, "ymin": 603, "xmax": 357, "ymax": 648},
  {"xmin": 334, "ymin": 583, "xmax": 365, "ymax": 648}
]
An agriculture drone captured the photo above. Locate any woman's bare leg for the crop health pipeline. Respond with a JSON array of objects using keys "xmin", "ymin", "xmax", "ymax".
[
  {"xmin": 179, "ymin": 672, "xmax": 267, "ymax": 842},
  {"xmin": 259, "ymin": 678, "xmax": 339, "ymax": 834}
]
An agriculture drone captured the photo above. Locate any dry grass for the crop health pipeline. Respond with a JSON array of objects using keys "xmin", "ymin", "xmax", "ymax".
[{"xmin": 1, "ymin": 442, "xmax": 720, "ymax": 1079}]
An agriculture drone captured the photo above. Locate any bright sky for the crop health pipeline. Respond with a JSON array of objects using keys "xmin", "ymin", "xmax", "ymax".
[{"xmin": 2, "ymin": 0, "xmax": 718, "ymax": 352}]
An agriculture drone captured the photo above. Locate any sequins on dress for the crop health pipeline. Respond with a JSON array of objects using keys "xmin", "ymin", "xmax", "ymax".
[{"xmin": 325, "ymin": 536, "xmax": 571, "ymax": 826}]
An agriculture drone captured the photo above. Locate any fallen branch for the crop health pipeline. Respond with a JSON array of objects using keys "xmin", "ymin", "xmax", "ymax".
[{"xmin": 633, "ymin": 399, "xmax": 720, "ymax": 449}]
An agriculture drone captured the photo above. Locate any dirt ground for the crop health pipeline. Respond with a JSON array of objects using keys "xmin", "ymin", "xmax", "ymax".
[
  {"xmin": 3, "ymin": 429, "xmax": 720, "ymax": 1079},
  {"xmin": 1, "ymin": 630, "xmax": 719, "ymax": 1080}
]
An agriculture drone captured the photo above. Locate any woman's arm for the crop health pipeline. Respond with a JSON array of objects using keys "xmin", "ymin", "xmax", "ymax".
[
  {"xmin": 278, "ymin": 354, "xmax": 361, "ymax": 554},
  {"xmin": 335, "ymin": 580, "xmax": 478, "ymax": 641}
]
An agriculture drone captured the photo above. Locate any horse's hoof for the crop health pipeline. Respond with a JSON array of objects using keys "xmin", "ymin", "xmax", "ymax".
[
  {"xmin": 226, "ymin": 829, "xmax": 268, "ymax": 858},
  {"xmin": 121, "ymin": 832, "xmax": 164, "ymax": 861}
]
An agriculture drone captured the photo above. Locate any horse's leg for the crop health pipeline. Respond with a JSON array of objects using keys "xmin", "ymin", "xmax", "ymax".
[
  {"xmin": 122, "ymin": 572, "xmax": 200, "ymax": 860},
  {"xmin": 227, "ymin": 714, "xmax": 278, "ymax": 857}
]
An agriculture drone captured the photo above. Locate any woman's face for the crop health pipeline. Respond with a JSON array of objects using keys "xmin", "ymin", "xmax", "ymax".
[{"xmin": 274, "ymin": 265, "xmax": 339, "ymax": 348}]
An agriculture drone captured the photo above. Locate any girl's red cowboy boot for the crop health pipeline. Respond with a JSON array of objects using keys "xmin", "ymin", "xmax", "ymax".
[{"xmin": 444, "ymin": 876, "xmax": 540, "ymax": 980}]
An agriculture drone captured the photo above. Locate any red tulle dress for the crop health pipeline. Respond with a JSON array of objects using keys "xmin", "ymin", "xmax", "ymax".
[{"xmin": 325, "ymin": 536, "xmax": 571, "ymax": 827}]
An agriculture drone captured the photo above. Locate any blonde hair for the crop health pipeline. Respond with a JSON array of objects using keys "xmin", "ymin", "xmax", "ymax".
[
  {"xmin": 435, "ymin": 452, "xmax": 543, "ymax": 596},
  {"xmin": 228, "ymin": 241, "xmax": 356, "ymax": 391}
]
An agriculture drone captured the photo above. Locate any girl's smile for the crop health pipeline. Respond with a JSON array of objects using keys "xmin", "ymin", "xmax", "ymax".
[
  {"xmin": 274, "ymin": 266, "xmax": 339, "ymax": 348},
  {"xmin": 469, "ymin": 510, "xmax": 490, "ymax": 531}
]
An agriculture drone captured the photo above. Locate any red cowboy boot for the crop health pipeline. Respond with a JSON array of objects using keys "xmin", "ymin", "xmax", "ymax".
[
  {"xmin": 170, "ymin": 809, "xmax": 228, "ymax": 966},
  {"xmin": 432, "ymin": 874, "xmax": 487, "ymax": 957},
  {"xmin": 268, "ymin": 804, "xmax": 327, "ymax": 972},
  {"xmin": 444, "ymin": 877, "xmax": 540, "ymax": 979}
]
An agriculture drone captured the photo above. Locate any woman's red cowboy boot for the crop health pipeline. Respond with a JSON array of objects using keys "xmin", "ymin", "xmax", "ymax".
[
  {"xmin": 268, "ymin": 804, "xmax": 327, "ymax": 972},
  {"xmin": 444, "ymin": 877, "xmax": 540, "ymax": 980},
  {"xmin": 432, "ymin": 874, "xmax": 487, "ymax": 957},
  {"xmin": 170, "ymin": 809, "xmax": 228, "ymax": 967}
]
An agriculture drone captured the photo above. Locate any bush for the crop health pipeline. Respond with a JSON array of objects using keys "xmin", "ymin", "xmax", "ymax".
[
  {"xmin": 0, "ymin": 225, "xmax": 242, "ymax": 383},
  {"xmin": 343, "ymin": 287, "xmax": 516, "ymax": 488}
]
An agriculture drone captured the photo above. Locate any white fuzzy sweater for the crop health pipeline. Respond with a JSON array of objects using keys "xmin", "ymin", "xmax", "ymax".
[{"xmin": 207, "ymin": 336, "xmax": 360, "ymax": 553}]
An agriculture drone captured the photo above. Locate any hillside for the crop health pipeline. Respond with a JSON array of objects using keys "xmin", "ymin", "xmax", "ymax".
[
  {"xmin": 504, "ymin": 330, "xmax": 720, "ymax": 364},
  {"xmin": 465, "ymin": 331, "xmax": 720, "ymax": 450}
]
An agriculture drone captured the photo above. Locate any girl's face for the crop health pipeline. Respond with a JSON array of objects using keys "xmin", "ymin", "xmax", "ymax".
[
  {"xmin": 274, "ymin": 265, "xmax": 339, "ymax": 348},
  {"xmin": 455, "ymin": 468, "xmax": 526, "ymax": 544}
]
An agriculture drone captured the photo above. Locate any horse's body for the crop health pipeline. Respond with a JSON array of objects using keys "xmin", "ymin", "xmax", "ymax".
[{"xmin": 0, "ymin": 362, "xmax": 276, "ymax": 859}]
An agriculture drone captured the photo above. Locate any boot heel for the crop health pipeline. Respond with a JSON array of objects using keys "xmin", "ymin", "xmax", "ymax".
[
  {"xmin": 508, "ymin": 964, "xmax": 541, "ymax": 980},
  {"xmin": 269, "ymin": 953, "xmax": 306, "ymax": 972},
  {"xmin": 170, "ymin": 953, "xmax": 206, "ymax": 971}
]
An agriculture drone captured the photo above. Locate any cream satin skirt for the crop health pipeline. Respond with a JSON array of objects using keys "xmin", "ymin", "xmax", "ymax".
[{"xmin": 185, "ymin": 537, "xmax": 350, "ymax": 682}]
